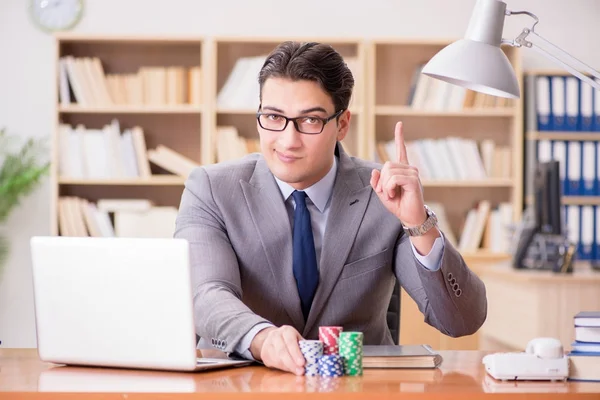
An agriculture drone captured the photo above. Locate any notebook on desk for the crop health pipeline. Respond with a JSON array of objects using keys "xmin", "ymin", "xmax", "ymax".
[{"xmin": 363, "ymin": 344, "xmax": 443, "ymax": 369}]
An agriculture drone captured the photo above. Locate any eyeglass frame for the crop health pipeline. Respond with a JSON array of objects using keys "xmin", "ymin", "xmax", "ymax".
[{"xmin": 256, "ymin": 106, "xmax": 345, "ymax": 135}]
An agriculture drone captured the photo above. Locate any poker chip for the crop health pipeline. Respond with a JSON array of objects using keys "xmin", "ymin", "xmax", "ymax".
[
  {"xmin": 338, "ymin": 331, "xmax": 364, "ymax": 376},
  {"xmin": 319, "ymin": 326, "xmax": 343, "ymax": 355},
  {"xmin": 318, "ymin": 354, "xmax": 345, "ymax": 377},
  {"xmin": 299, "ymin": 340, "xmax": 323, "ymax": 376}
]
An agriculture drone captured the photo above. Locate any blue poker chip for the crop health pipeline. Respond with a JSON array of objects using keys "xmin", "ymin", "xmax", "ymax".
[
  {"xmin": 299, "ymin": 340, "xmax": 324, "ymax": 361},
  {"xmin": 318, "ymin": 355, "xmax": 344, "ymax": 377}
]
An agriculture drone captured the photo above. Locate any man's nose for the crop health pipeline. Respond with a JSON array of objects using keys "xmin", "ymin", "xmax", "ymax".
[{"xmin": 278, "ymin": 120, "xmax": 302, "ymax": 148}]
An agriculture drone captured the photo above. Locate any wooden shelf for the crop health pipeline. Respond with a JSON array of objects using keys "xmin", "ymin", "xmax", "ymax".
[
  {"xmin": 422, "ymin": 179, "xmax": 514, "ymax": 188},
  {"xmin": 561, "ymin": 196, "xmax": 600, "ymax": 205},
  {"xmin": 58, "ymin": 176, "xmax": 186, "ymax": 186},
  {"xmin": 525, "ymin": 69, "xmax": 572, "ymax": 77},
  {"xmin": 525, "ymin": 195, "xmax": 600, "ymax": 206},
  {"xmin": 527, "ymin": 131, "xmax": 600, "ymax": 141},
  {"xmin": 53, "ymin": 33, "xmax": 205, "ymax": 43},
  {"xmin": 461, "ymin": 251, "xmax": 511, "ymax": 262},
  {"xmin": 58, "ymin": 105, "xmax": 203, "ymax": 114},
  {"xmin": 374, "ymin": 105, "xmax": 515, "ymax": 117}
]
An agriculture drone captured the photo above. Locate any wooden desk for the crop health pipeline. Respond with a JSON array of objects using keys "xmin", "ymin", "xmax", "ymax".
[
  {"xmin": 479, "ymin": 262, "xmax": 600, "ymax": 352},
  {"xmin": 1, "ymin": 349, "xmax": 598, "ymax": 399}
]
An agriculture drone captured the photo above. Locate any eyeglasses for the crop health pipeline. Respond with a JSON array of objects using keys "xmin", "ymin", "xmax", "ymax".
[{"xmin": 256, "ymin": 108, "xmax": 345, "ymax": 135}]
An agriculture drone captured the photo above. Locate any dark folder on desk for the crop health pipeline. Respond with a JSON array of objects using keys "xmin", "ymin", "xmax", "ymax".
[{"xmin": 363, "ymin": 345, "xmax": 443, "ymax": 369}]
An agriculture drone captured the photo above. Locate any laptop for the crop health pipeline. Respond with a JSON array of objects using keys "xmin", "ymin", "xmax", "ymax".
[{"xmin": 30, "ymin": 236, "xmax": 252, "ymax": 372}]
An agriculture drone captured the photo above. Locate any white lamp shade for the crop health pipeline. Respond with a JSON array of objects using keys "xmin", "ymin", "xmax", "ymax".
[{"xmin": 422, "ymin": 38, "xmax": 520, "ymax": 99}]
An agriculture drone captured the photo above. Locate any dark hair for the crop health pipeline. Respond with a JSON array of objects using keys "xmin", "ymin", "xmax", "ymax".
[{"xmin": 258, "ymin": 41, "xmax": 354, "ymax": 113}]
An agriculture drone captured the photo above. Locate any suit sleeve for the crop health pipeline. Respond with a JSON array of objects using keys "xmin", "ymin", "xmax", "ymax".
[
  {"xmin": 174, "ymin": 167, "xmax": 272, "ymax": 354},
  {"xmin": 394, "ymin": 231, "xmax": 487, "ymax": 337}
]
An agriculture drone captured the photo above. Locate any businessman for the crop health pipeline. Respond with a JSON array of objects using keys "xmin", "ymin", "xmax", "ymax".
[{"xmin": 174, "ymin": 41, "xmax": 487, "ymax": 376}]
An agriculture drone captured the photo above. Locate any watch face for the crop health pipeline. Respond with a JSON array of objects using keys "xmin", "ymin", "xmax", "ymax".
[{"xmin": 30, "ymin": 0, "xmax": 83, "ymax": 32}]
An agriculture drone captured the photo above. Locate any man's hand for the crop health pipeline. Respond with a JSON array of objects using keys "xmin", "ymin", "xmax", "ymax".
[
  {"xmin": 370, "ymin": 121, "xmax": 440, "ymax": 254},
  {"xmin": 370, "ymin": 121, "xmax": 426, "ymax": 225},
  {"xmin": 250, "ymin": 325, "xmax": 305, "ymax": 375}
]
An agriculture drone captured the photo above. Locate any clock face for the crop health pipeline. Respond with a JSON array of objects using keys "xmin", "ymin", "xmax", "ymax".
[{"xmin": 30, "ymin": 0, "xmax": 83, "ymax": 32}]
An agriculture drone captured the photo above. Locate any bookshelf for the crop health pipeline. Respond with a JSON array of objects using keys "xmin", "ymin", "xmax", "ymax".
[
  {"xmin": 51, "ymin": 35, "xmax": 526, "ymax": 350},
  {"xmin": 51, "ymin": 35, "xmax": 207, "ymax": 236},
  {"xmin": 524, "ymin": 69, "xmax": 600, "ymax": 267},
  {"xmin": 52, "ymin": 34, "xmax": 523, "ymax": 256}
]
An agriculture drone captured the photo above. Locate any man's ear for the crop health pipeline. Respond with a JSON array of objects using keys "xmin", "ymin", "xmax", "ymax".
[{"xmin": 336, "ymin": 110, "xmax": 351, "ymax": 141}]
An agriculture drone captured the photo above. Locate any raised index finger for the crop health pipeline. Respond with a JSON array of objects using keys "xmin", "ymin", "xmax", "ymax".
[{"xmin": 395, "ymin": 121, "xmax": 409, "ymax": 164}]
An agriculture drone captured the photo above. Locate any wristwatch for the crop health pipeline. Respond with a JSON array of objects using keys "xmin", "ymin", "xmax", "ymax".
[{"xmin": 402, "ymin": 205, "xmax": 438, "ymax": 236}]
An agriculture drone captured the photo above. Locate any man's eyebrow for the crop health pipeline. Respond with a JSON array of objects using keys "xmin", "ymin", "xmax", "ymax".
[
  {"xmin": 261, "ymin": 106, "xmax": 329, "ymax": 115},
  {"xmin": 299, "ymin": 106, "xmax": 328, "ymax": 114},
  {"xmin": 262, "ymin": 106, "xmax": 285, "ymax": 113}
]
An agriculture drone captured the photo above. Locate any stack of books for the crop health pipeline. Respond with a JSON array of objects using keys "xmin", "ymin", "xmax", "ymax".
[{"xmin": 568, "ymin": 311, "xmax": 600, "ymax": 382}]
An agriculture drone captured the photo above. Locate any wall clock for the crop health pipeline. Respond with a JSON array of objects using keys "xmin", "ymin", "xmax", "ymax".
[{"xmin": 30, "ymin": 0, "xmax": 84, "ymax": 32}]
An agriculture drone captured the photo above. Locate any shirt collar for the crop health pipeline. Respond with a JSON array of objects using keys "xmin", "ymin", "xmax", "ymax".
[{"xmin": 274, "ymin": 156, "xmax": 338, "ymax": 213}]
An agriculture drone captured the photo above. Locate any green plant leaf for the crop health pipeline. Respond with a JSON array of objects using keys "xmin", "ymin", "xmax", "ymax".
[{"xmin": 0, "ymin": 128, "xmax": 50, "ymax": 223}]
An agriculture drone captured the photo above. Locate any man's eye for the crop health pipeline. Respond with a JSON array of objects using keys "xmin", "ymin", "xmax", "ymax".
[
  {"xmin": 267, "ymin": 114, "xmax": 283, "ymax": 121},
  {"xmin": 301, "ymin": 117, "xmax": 319, "ymax": 124}
]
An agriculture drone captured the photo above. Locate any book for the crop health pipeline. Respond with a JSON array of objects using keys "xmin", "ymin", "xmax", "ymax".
[
  {"xmin": 362, "ymin": 344, "xmax": 443, "ymax": 369},
  {"xmin": 574, "ymin": 311, "xmax": 600, "ymax": 327},
  {"xmin": 568, "ymin": 352, "xmax": 600, "ymax": 382},
  {"xmin": 571, "ymin": 341, "xmax": 600, "ymax": 353},
  {"xmin": 574, "ymin": 326, "xmax": 600, "ymax": 343}
]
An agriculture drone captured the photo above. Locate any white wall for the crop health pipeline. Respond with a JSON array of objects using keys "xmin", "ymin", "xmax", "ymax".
[{"xmin": 1, "ymin": 0, "xmax": 599, "ymax": 348}]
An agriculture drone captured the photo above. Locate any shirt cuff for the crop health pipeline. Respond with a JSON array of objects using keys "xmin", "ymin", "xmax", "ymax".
[
  {"xmin": 410, "ymin": 229, "xmax": 445, "ymax": 271},
  {"xmin": 233, "ymin": 322, "xmax": 275, "ymax": 361}
]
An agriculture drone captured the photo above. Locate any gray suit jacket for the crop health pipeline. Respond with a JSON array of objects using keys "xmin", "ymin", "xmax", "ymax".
[{"xmin": 174, "ymin": 143, "xmax": 487, "ymax": 354}]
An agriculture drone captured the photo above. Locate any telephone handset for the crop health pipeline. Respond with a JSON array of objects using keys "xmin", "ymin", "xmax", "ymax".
[{"xmin": 483, "ymin": 338, "xmax": 569, "ymax": 381}]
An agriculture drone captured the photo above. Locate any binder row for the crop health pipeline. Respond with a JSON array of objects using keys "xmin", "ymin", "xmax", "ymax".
[
  {"xmin": 564, "ymin": 205, "xmax": 599, "ymax": 262},
  {"xmin": 537, "ymin": 140, "xmax": 599, "ymax": 196},
  {"xmin": 534, "ymin": 75, "xmax": 600, "ymax": 132}
]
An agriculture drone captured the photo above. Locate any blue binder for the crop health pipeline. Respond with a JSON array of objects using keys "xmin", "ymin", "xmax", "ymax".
[{"xmin": 536, "ymin": 76, "xmax": 553, "ymax": 131}]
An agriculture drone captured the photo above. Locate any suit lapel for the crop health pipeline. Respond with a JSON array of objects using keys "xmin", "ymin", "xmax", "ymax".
[
  {"xmin": 303, "ymin": 145, "xmax": 372, "ymax": 336},
  {"xmin": 240, "ymin": 158, "xmax": 305, "ymax": 331}
]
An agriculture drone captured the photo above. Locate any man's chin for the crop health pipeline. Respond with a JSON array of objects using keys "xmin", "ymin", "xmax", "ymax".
[{"xmin": 273, "ymin": 170, "xmax": 304, "ymax": 185}]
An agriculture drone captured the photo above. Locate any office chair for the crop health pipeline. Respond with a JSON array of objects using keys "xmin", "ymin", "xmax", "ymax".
[{"xmin": 386, "ymin": 279, "xmax": 401, "ymax": 345}]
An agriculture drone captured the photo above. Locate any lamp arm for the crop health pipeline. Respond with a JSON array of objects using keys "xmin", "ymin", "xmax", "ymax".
[{"xmin": 503, "ymin": 9, "xmax": 600, "ymax": 91}]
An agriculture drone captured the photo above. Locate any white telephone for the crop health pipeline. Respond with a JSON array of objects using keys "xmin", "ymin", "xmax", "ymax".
[{"xmin": 482, "ymin": 337, "xmax": 569, "ymax": 381}]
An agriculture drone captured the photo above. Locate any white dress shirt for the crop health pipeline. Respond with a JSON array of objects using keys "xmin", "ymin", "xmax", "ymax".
[{"xmin": 232, "ymin": 156, "xmax": 445, "ymax": 360}]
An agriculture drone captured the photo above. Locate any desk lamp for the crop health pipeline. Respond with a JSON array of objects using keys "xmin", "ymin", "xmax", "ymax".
[{"xmin": 421, "ymin": 0, "xmax": 600, "ymax": 98}]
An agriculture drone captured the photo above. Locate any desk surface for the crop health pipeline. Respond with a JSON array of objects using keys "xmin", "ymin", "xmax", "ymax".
[{"xmin": 0, "ymin": 349, "xmax": 598, "ymax": 399}]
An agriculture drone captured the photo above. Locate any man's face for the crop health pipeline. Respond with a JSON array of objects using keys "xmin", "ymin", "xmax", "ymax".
[{"xmin": 257, "ymin": 77, "xmax": 350, "ymax": 190}]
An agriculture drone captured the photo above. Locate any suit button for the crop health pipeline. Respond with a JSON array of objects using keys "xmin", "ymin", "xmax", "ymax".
[
  {"xmin": 453, "ymin": 283, "xmax": 459, "ymax": 291},
  {"xmin": 211, "ymin": 338, "xmax": 215, "ymax": 345},
  {"xmin": 455, "ymin": 288, "xmax": 462, "ymax": 297},
  {"xmin": 450, "ymin": 278, "xmax": 457, "ymax": 285},
  {"xmin": 447, "ymin": 273, "xmax": 453, "ymax": 281}
]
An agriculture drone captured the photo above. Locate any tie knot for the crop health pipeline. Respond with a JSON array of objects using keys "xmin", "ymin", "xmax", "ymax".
[{"xmin": 292, "ymin": 190, "xmax": 308, "ymax": 207}]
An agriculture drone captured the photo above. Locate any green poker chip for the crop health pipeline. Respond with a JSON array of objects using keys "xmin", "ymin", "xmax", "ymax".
[{"xmin": 338, "ymin": 331, "xmax": 363, "ymax": 376}]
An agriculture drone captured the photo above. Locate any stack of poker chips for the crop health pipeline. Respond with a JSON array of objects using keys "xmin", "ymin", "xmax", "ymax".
[
  {"xmin": 338, "ymin": 331, "xmax": 364, "ymax": 376},
  {"xmin": 299, "ymin": 340, "xmax": 323, "ymax": 376},
  {"xmin": 319, "ymin": 326, "xmax": 343, "ymax": 355},
  {"xmin": 299, "ymin": 327, "xmax": 364, "ymax": 379},
  {"xmin": 318, "ymin": 354, "xmax": 345, "ymax": 377}
]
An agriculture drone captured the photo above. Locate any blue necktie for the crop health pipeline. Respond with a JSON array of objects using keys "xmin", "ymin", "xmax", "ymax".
[{"xmin": 292, "ymin": 190, "xmax": 319, "ymax": 321}]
